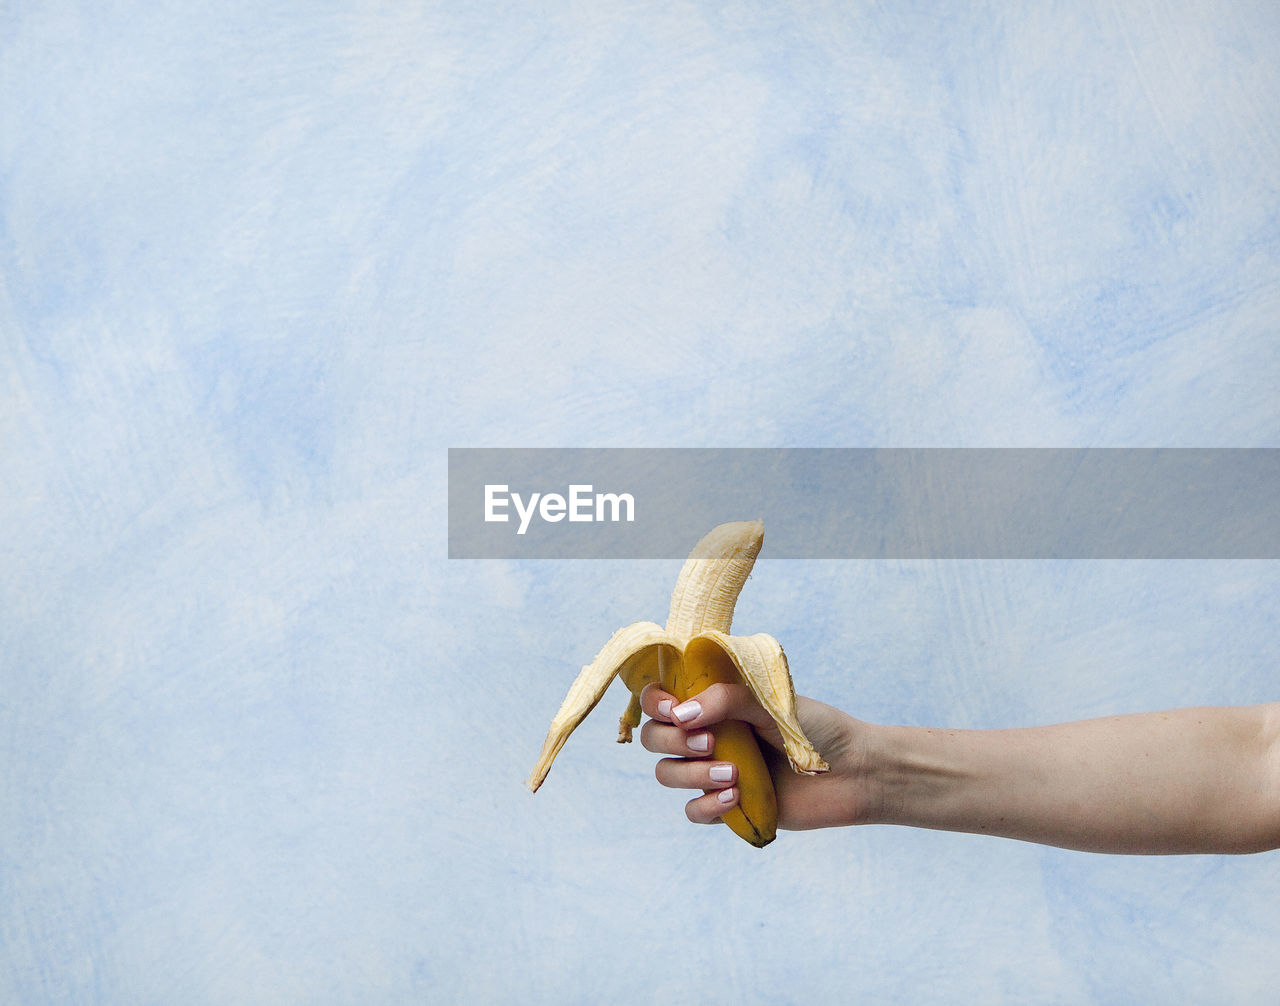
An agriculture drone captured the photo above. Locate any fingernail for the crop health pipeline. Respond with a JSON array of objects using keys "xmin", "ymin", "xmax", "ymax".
[
  {"xmin": 709, "ymin": 764, "xmax": 733, "ymax": 783},
  {"xmin": 657, "ymin": 699, "xmax": 672, "ymax": 719},
  {"xmin": 688, "ymin": 732, "xmax": 710, "ymax": 753},
  {"xmin": 717, "ymin": 787, "xmax": 736, "ymax": 804},
  {"xmin": 672, "ymin": 700, "xmax": 701, "ymax": 723}
]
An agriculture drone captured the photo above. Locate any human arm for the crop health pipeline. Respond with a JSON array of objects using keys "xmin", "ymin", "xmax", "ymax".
[{"xmin": 638, "ymin": 684, "xmax": 1280, "ymax": 855}]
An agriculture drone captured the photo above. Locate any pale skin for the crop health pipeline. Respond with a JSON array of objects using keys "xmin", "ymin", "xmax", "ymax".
[{"xmin": 638, "ymin": 684, "xmax": 1280, "ymax": 855}]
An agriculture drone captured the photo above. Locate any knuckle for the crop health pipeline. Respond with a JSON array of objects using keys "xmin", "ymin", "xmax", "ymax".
[
  {"xmin": 695, "ymin": 682, "xmax": 746, "ymax": 724},
  {"xmin": 702, "ymin": 681, "xmax": 731, "ymax": 703},
  {"xmin": 641, "ymin": 721, "xmax": 691, "ymax": 756}
]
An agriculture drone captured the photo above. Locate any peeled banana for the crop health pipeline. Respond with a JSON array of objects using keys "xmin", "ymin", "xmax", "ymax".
[{"xmin": 527, "ymin": 520, "xmax": 828, "ymax": 847}]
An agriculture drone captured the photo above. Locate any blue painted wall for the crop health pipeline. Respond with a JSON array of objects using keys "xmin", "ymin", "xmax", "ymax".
[{"xmin": 3, "ymin": 2, "xmax": 1277, "ymax": 1002}]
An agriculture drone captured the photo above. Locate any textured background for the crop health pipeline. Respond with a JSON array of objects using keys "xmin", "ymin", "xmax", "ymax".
[{"xmin": 2, "ymin": 2, "xmax": 1278, "ymax": 1003}]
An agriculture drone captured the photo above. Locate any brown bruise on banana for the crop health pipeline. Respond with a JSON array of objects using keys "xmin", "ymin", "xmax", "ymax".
[{"xmin": 527, "ymin": 520, "xmax": 829, "ymax": 848}]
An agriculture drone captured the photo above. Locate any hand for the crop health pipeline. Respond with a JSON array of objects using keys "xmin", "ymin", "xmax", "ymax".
[
  {"xmin": 639, "ymin": 685, "xmax": 1280, "ymax": 853},
  {"xmin": 638, "ymin": 681, "xmax": 872, "ymax": 832}
]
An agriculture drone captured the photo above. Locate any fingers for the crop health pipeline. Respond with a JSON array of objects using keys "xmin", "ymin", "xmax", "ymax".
[
  {"xmin": 684, "ymin": 787, "xmax": 740, "ymax": 825},
  {"xmin": 639, "ymin": 719, "xmax": 715, "ymax": 758},
  {"xmin": 639, "ymin": 681, "xmax": 746, "ymax": 826},
  {"xmin": 654, "ymin": 756, "xmax": 737, "ymax": 790},
  {"xmin": 655, "ymin": 756, "xmax": 741, "ymax": 825},
  {"xmin": 639, "ymin": 680, "xmax": 768, "ymax": 732},
  {"xmin": 639, "ymin": 681, "xmax": 717, "ymax": 756}
]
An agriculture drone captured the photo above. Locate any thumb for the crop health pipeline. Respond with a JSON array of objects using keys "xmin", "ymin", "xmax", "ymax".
[{"xmin": 663, "ymin": 681, "xmax": 776, "ymax": 737}]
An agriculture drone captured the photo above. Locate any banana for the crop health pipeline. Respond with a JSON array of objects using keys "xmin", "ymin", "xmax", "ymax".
[{"xmin": 527, "ymin": 520, "xmax": 829, "ymax": 847}]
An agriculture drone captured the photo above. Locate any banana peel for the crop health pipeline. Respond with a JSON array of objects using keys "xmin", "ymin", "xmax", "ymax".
[{"xmin": 527, "ymin": 520, "xmax": 828, "ymax": 847}]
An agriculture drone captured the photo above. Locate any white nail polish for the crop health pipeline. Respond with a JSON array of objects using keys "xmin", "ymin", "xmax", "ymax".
[
  {"xmin": 672, "ymin": 700, "xmax": 701, "ymax": 723},
  {"xmin": 717, "ymin": 787, "xmax": 736, "ymax": 804},
  {"xmin": 709, "ymin": 764, "xmax": 733, "ymax": 783},
  {"xmin": 657, "ymin": 699, "xmax": 672, "ymax": 719},
  {"xmin": 688, "ymin": 732, "xmax": 710, "ymax": 753}
]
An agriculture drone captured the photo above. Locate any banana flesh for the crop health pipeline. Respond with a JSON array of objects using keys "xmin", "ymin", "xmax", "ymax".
[{"xmin": 527, "ymin": 520, "xmax": 829, "ymax": 847}]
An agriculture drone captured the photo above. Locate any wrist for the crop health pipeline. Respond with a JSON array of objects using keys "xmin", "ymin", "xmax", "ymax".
[
  {"xmin": 851, "ymin": 722, "xmax": 967, "ymax": 829},
  {"xmin": 845, "ymin": 720, "xmax": 896, "ymax": 827},
  {"xmin": 807, "ymin": 706, "xmax": 892, "ymax": 829}
]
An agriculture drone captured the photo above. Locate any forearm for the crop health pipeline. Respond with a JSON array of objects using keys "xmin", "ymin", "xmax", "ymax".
[{"xmin": 857, "ymin": 704, "xmax": 1280, "ymax": 854}]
